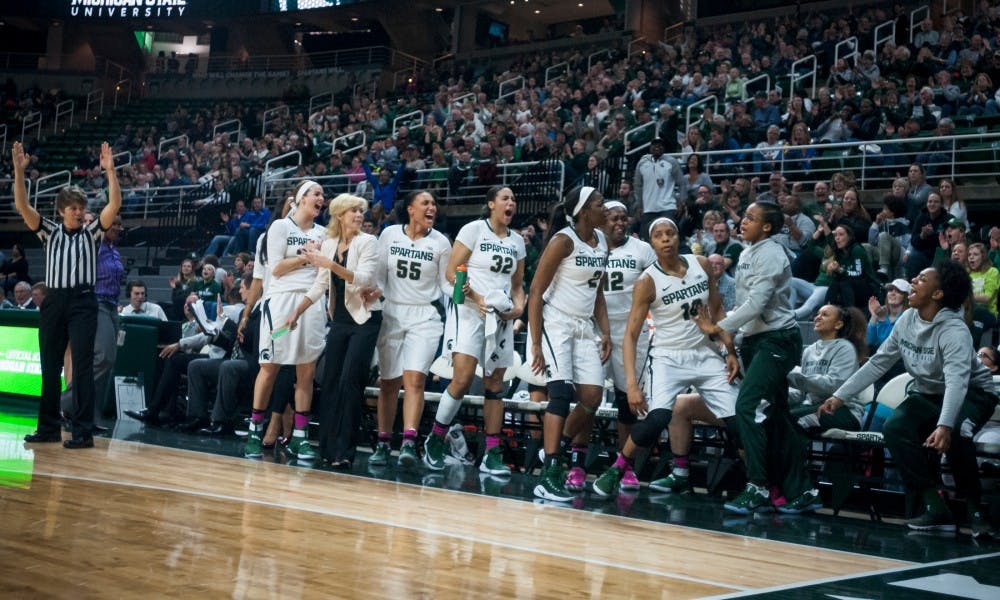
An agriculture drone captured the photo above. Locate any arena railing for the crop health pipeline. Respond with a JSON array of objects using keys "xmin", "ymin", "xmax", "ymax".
[
  {"xmin": 53, "ymin": 100, "xmax": 75, "ymax": 135},
  {"xmin": 20, "ymin": 111, "xmax": 41, "ymax": 143},
  {"xmin": 258, "ymin": 160, "xmax": 565, "ymax": 223},
  {"xmin": 873, "ymin": 19, "xmax": 896, "ymax": 55},
  {"xmin": 687, "ymin": 130, "xmax": 1000, "ymax": 193},
  {"xmin": 213, "ymin": 119, "xmax": 242, "ymax": 144},
  {"xmin": 157, "ymin": 134, "xmax": 188, "ymax": 160},
  {"xmin": 910, "ymin": 5, "xmax": 930, "ymax": 44},
  {"xmin": 84, "ymin": 89, "xmax": 104, "ymax": 123},
  {"xmin": 789, "ymin": 55, "xmax": 818, "ymax": 100},
  {"xmin": 4, "ymin": 133, "xmax": 993, "ymax": 230},
  {"xmin": 201, "ymin": 46, "xmax": 394, "ymax": 74},
  {"xmin": 834, "ymin": 37, "xmax": 859, "ymax": 68}
]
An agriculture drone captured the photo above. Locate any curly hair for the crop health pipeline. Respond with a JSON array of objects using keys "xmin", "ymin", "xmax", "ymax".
[{"xmin": 933, "ymin": 259, "xmax": 973, "ymax": 311}]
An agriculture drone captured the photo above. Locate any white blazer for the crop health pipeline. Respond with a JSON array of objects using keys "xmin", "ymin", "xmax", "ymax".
[{"xmin": 305, "ymin": 231, "xmax": 380, "ymax": 324}]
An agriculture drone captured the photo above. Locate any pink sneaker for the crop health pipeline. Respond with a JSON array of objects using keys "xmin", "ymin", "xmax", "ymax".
[
  {"xmin": 564, "ymin": 466, "xmax": 587, "ymax": 492},
  {"xmin": 620, "ymin": 467, "xmax": 640, "ymax": 491}
]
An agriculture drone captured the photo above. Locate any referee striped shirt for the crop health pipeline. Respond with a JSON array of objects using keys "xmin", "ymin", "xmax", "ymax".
[{"xmin": 35, "ymin": 217, "xmax": 105, "ymax": 289}]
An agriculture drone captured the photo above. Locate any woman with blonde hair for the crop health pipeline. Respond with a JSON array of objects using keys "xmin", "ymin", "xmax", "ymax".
[
  {"xmin": 937, "ymin": 178, "xmax": 968, "ymax": 229},
  {"xmin": 244, "ymin": 180, "xmax": 327, "ymax": 460},
  {"xmin": 287, "ymin": 193, "xmax": 382, "ymax": 468}
]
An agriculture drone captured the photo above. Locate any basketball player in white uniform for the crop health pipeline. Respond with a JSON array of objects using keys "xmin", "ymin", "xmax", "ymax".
[
  {"xmin": 424, "ymin": 186, "xmax": 527, "ymax": 476},
  {"xmin": 244, "ymin": 181, "xmax": 327, "ymax": 460},
  {"xmin": 601, "ymin": 201, "xmax": 656, "ymax": 447},
  {"xmin": 372, "ymin": 190, "xmax": 452, "ymax": 469},
  {"xmin": 528, "ymin": 186, "xmax": 611, "ymax": 501},
  {"xmin": 592, "ymin": 217, "xmax": 739, "ymax": 497}
]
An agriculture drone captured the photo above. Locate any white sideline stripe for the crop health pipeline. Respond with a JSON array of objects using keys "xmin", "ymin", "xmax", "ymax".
[
  {"xmin": 33, "ymin": 471, "xmax": 748, "ymax": 592},
  {"xmin": 698, "ymin": 551, "xmax": 1000, "ymax": 599},
  {"xmin": 101, "ymin": 436, "xmax": 899, "ymax": 565}
]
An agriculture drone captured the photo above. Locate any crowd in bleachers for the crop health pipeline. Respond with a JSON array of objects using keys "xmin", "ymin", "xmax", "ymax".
[{"xmin": 4, "ymin": 1, "xmax": 1000, "ymax": 534}]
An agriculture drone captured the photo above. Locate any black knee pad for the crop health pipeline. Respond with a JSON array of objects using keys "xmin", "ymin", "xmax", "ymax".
[
  {"xmin": 484, "ymin": 389, "xmax": 505, "ymax": 401},
  {"xmin": 614, "ymin": 390, "xmax": 637, "ymax": 425},
  {"xmin": 629, "ymin": 408, "xmax": 672, "ymax": 447},
  {"xmin": 546, "ymin": 380, "xmax": 574, "ymax": 418}
]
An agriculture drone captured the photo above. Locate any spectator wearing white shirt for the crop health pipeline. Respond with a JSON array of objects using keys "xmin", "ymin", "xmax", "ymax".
[{"xmin": 120, "ymin": 280, "xmax": 168, "ymax": 321}]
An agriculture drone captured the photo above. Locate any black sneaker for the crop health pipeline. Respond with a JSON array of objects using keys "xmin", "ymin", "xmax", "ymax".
[
  {"xmin": 24, "ymin": 430, "xmax": 61, "ymax": 443},
  {"xmin": 63, "ymin": 437, "xmax": 94, "ymax": 449}
]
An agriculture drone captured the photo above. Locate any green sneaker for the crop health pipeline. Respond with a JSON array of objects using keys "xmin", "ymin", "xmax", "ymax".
[
  {"xmin": 533, "ymin": 461, "xmax": 574, "ymax": 502},
  {"xmin": 724, "ymin": 483, "xmax": 772, "ymax": 514},
  {"xmin": 906, "ymin": 508, "xmax": 956, "ymax": 533},
  {"xmin": 423, "ymin": 433, "xmax": 448, "ymax": 471},
  {"xmin": 777, "ymin": 488, "xmax": 823, "ymax": 514},
  {"xmin": 968, "ymin": 508, "xmax": 995, "ymax": 539},
  {"xmin": 397, "ymin": 442, "xmax": 419, "ymax": 470},
  {"xmin": 479, "ymin": 445, "xmax": 511, "ymax": 476},
  {"xmin": 649, "ymin": 472, "xmax": 692, "ymax": 494},
  {"xmin": 288, "ymin": 434, "xmax": 316, "ymax": 461},
  {"xmin": 244, "ymin": 424, "xmax": 263, "ymax": 458},
  {"xmin": 369, "ymin": 442, "xmax": 391, "ymax": 466},
  {"xmin": 591, "ymin": 465, "xmax": 622, "ymax": 497}
]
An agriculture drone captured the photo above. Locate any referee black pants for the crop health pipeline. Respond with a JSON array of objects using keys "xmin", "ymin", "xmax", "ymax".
[{"xmin": 38, "ymin": 287, "xmax": 98, "ymax": 439}]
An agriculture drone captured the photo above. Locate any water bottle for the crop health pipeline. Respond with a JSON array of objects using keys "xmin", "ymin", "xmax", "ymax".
[{"xmin": 452, "ymin": 265, "xmax": 468, "ymax": 304}]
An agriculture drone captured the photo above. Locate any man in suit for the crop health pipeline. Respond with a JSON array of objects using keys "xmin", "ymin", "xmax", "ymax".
[{"xmin": 3, "ymin": 281, "xmax": 37, "ymax": 309}]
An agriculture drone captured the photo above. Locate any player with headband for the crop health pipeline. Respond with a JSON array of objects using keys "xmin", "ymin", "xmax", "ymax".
[
  {"xmin": 592, "ymin": 217, "xmax": 739, "ymax": 497},
  {"xmin": 528, "ymin": 185, "xmax": 611, "ymax": 501},
  {"xmin": 244, "ymin": 180, "xmax": 327, "ymax": 460}
]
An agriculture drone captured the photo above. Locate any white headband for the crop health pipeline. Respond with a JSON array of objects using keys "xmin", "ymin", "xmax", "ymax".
[
  {"xmin": 288, "ymin": 180, "xmax": 319, "ymax": 218},
  {"xmin": 572, "ymin": 186, "xmax": 597, "ymax": 217},
  {"xmin": 604, "ymin": 200, "xmax": 627, "ymax": 212},
  {"xmin": 648, "ymin": 217, "xmax": 677, "ymax": 237},
  {"xmin": 294, "ymin": 180, "xmax": 320, "ymax": 206}
]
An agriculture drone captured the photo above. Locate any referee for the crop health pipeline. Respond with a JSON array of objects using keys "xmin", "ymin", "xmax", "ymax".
[{"xmin": 13, "ymin": 141, "xmax": 122, "ymax": 448}]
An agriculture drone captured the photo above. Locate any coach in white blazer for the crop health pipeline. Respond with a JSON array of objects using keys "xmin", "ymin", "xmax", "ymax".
[{"xmin": 290, "ymin": 192, "xmax": 382, "ymax": 467}]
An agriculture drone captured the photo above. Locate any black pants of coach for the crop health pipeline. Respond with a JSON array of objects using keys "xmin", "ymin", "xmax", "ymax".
[
  {"xmin": 38, "ymin": 286, "xmax": 98, "ymax": 439},
  {"xmin": 318, "ymin": 313, "xmax": 382, "ymax": 464}
]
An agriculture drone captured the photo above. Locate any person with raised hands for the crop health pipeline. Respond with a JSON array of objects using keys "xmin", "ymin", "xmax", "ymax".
[
  {"xmin": 243, "ymin": 181, "xmax": 326, "ymax": 461},
  {"xmin": 14, "ymin": 141, "xmax": 121, "ymax": 449},
  {"xmin": 527, "ymin": 186, "xmax": 611, "ymax": 501},
  {"xmin": 424, "ymin": 186, "xmax": 527, "ymax": 475},
  {"xmin": 370, "ymin": 191, "xmax": 452, "ymax": 470}
]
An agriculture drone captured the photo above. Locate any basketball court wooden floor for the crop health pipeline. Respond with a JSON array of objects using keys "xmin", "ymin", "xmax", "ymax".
[{"xmin": 1, "ymin": 398, "xmax": 997, "ymax": 598}]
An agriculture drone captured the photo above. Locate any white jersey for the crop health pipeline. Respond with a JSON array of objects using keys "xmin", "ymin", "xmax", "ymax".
[
  {"xmin": 542, "ymin": 227, "xmax": 608, "ymax": 319},
  {"xmin": 455, "ymin": 219, "xmax": 526, "ymax": 297},
  {"xmin": 603, "ymin": 236, "xmax": 656, "ymax": 320},
  {"xmin": 263, "ymin": 217, "xmax": 326, "ymax": 297},
  {"xmin": 647, "ymin": 254, "xmax": 711, "ymax": 354},
  {"xmin": 378, "ymin": 224, "xmax": 452, "ymax": 305}
]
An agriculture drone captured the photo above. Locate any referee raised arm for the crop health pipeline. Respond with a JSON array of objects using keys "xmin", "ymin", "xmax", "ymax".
[{"xmin": 13, "ymin": 141, "xmax": 122, "ymax": 449}]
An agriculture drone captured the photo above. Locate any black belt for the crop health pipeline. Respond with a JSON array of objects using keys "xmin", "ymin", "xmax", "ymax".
[{"xmin": 49, "ymin": 284, "xmax": 94, "ymax": 295}]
